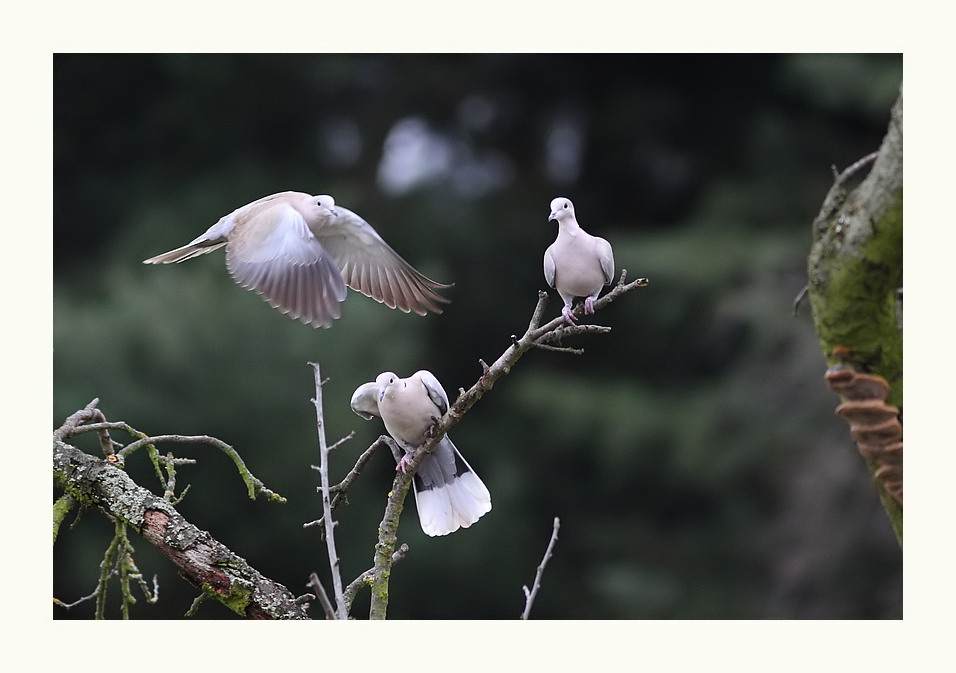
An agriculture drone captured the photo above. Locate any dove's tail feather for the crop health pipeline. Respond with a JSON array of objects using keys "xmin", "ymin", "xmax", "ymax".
[
  {"xmin": 143, "ymin": 241, "xmax": 226, "ymax": 264},
  {"xmin": 412, "ymin": 438, "xmax": 491, "ymax": 536},
  {"xmin": 413, "ymin": 472, "xmax": 491, "ymax": 536}
]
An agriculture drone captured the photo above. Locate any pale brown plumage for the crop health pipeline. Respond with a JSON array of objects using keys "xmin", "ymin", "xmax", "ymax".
[{"xmin": 143, "ymin": 191, "xmax": 451, "ymax": 328}]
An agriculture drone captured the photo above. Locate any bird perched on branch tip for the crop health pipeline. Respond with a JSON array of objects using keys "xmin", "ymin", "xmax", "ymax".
[{"xmin": 543, "ymin": 197, "xmax": 615, "ymax": 325}]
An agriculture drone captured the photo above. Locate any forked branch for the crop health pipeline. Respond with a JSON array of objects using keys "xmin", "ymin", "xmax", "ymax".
[{"xmin": 366, "ymin": 273, "xmax": 648, "ymax": 619}]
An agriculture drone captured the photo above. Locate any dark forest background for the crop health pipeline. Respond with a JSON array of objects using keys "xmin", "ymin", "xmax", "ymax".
[{"xmin": 53, "ymin": 53, "xmax": 903, "ymax": 619}]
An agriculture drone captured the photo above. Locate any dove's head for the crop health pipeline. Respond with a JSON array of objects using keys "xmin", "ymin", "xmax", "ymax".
[
  {"xmin": 549, "ymin": 197, "xmax": 575, "ymax": 223},
  {"xmin": 299, "ymin": 194, "xmax": 338, "ymax": 222},
  {"xmin": 376, "ymin": 371, "xmax": 400, "ymax": 401}
]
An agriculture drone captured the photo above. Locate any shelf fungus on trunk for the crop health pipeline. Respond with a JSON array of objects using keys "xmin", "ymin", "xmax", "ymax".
[{"xmin": 825, "ymin": 361, "xmax": 902, "ymax": 505}]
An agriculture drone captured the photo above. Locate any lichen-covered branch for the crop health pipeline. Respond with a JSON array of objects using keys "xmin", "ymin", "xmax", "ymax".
[
  {"xmin": 53, "ymin": 493, "xmax": 77, "ymax": 544},
  {"xmin": 53, "ymin": 403, "xmax": 307, "ymax": 619},
  {"xmin": 806, "ymin": 85, "xmax": 903, "ymax": 542},
  {"xmin": 343, "ymin": 543, "xmax": 408, "ymax": 615},
  {"xmin": 367, "ymin": 273, "xmax": 649, "ymax": 619}
]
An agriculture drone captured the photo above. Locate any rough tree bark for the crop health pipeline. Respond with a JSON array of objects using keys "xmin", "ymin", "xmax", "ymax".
[
  {"xmin": 53, "ymin": 401, "xmax": 309, "ymax": 619},
  {"xmin": 806, "ymin": 85, "xmax": 903, "ymax": 543}
]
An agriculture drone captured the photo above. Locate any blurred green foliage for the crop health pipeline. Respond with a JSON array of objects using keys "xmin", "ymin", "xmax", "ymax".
[{"xmin": 53, "ymin": 54, "xmax": 902, "ymax": 619}]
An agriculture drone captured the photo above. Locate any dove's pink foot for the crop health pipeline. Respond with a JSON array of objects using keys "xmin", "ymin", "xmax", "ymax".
[
  {"xmin": 561, "ymin": 305, "xmax": 577, "ymax": 325},
  {"xmin": 396, "ymin": 452, "xmax": 415, "ymax": 474},
  {"xmin": 584, "ymin": 297, "xmax": 596, "ymax": 315}
]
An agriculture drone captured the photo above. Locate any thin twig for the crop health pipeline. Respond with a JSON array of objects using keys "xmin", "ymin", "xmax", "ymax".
[
  {"xmin": 95, "ymin": 532, "xmax": 121, "ymax": 619},
  {"xmin": 532, "ymin": 342, "xmax": 585, "ymax": 355},
  {"xmin": 54, "ymin": 398, "xmax": 101, "ymax": 440},
  {"xmin": 816, "ymin": 152, "xmax": 882, "ymax": 231},
  {"xmin": 184, "ymin": 591, "xmax": 211, "ymax": 617},
  {"xmin": 55, "ymin": 522, "xmax": 159, "ymax": 619},
  {"xmin": 308, "ymin": 362, "xmax": 348, "ymax": 620},
  {"xmin": 54, "ymin": 586, "xmax": 101, "ymax": 610},
  {"xmin": 131, "ymin": 569, "xmax": 160, "ymax": 605},
  {"xmin": 831, "ymin": 151, "xmax": 880, "ymax": 186},
  {"xmin": 306, "ymin": 572, "xmax": 337, "ymax": 620},
  {"xmin": 534, "ymin": 323, "xmax": 611, "ymax": 354},
  {"xmin": 521, "ymin": 516, "xmax": 561, "ymax": 619},
  {"xmin": 66, "ymin": 421, "xmax": 285, "ymax": 503},
  {"xmin": 792, "ymin": 284, "xmax": 809, "ymax": 317},
  {"xmin": 304, "ymin": 435, "xmax": 391, "ymax": 533},
  {"xmin": 53, "ymin": 398, "xmax": 121, "ymax": 458},
  {"xmin": 328, "ymin": 431, "xmax": 355, "ymax": 452},
  {"xmin": 158, "ymin": 451, "xmax": 195, "ymax": 503},
  {"xmin": 117, "ymin": 432, "xmax": 284, "ymax": 503}
]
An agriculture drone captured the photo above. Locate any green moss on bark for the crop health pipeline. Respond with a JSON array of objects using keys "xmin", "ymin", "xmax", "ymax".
[
  {"xmin": 808, "ymin": 195, "xmax": 903, "ymax": 408},
  {"xmin": 806, "ymin": 87, "xmax": 902, "ymax": 543}
]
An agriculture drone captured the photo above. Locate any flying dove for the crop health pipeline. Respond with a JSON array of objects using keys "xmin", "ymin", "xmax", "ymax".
[
  {"xmin": 543, "ymin": 196, "xmax": 615, "ymax": 324},
  {"xmin": 143, "ymin": 191, "xmax": 451, "ymax": 328},
  {"xmin": 350, "ymin": 370, "xmax": 492, "ymax": 537}
]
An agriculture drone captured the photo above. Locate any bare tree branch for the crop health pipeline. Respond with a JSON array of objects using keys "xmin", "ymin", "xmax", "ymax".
[
  {"xmin": 367, "ymin": 273, "xmax": 648, "ymax": 618},
  {"xmin": 308, "ymin": 361, "xmax": 348, "ymax": 619},
  {"xmin": 306, "ymin": 572, "xmax": 337, "ymax": 620},
  {"xmin": 54, "ymin": 398, "xmax": 118, "ymax": 457},
  {"xmin": 521, "ymin": 517, "xmax": 561, "ymax": 619},
  {"xmin": 303, "ymin": 435, "xmax": 393, "ymax": 533}
]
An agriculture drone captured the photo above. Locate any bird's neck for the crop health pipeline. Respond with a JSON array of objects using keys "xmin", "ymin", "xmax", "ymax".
[{"xmin": 558, "ymin": 219, "xmax": 582, "ymax": 237}]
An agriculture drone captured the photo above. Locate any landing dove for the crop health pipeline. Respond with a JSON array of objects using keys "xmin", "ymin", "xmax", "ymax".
[
  {"xmin": 143, "ymin": 191, "xmax": 451, "ymax": 328},
  {"xmin": 350, "ymin": 370, "xmax": 492, "ymax": 537},
  {"xmin": 543, "ymin": 197, "xmax": 615, "ymax": 324}
]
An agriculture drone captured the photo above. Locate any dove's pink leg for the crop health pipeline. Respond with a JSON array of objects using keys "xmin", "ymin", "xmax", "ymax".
[
  {"xmin": 561, "ymin": 304, "xmax": 577, "ymax": 325},
  {"xmin": 584, "ymin": 296, "xmax": 596, "ymax": 314},
  {"xmin": 396, "ymin": 452, "xmax": 415, "ymax": 474}
]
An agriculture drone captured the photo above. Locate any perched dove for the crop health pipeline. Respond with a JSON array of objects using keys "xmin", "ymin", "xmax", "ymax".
[
  {"xmin": 350, "ymin": 370, "xmax": 492, "ymax": 537},
  {"xmin": 143, "ymin": 191, "xmax": 451, "ymax": 328},
  {"xmin": 543, "ymin": 196, "xmax": 615, "ymax": 324}
]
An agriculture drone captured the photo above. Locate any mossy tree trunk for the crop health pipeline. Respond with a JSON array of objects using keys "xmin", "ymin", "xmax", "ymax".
[{"xmin": 806, "ymin": 86, "xmax": 903, "ymax": 544}]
